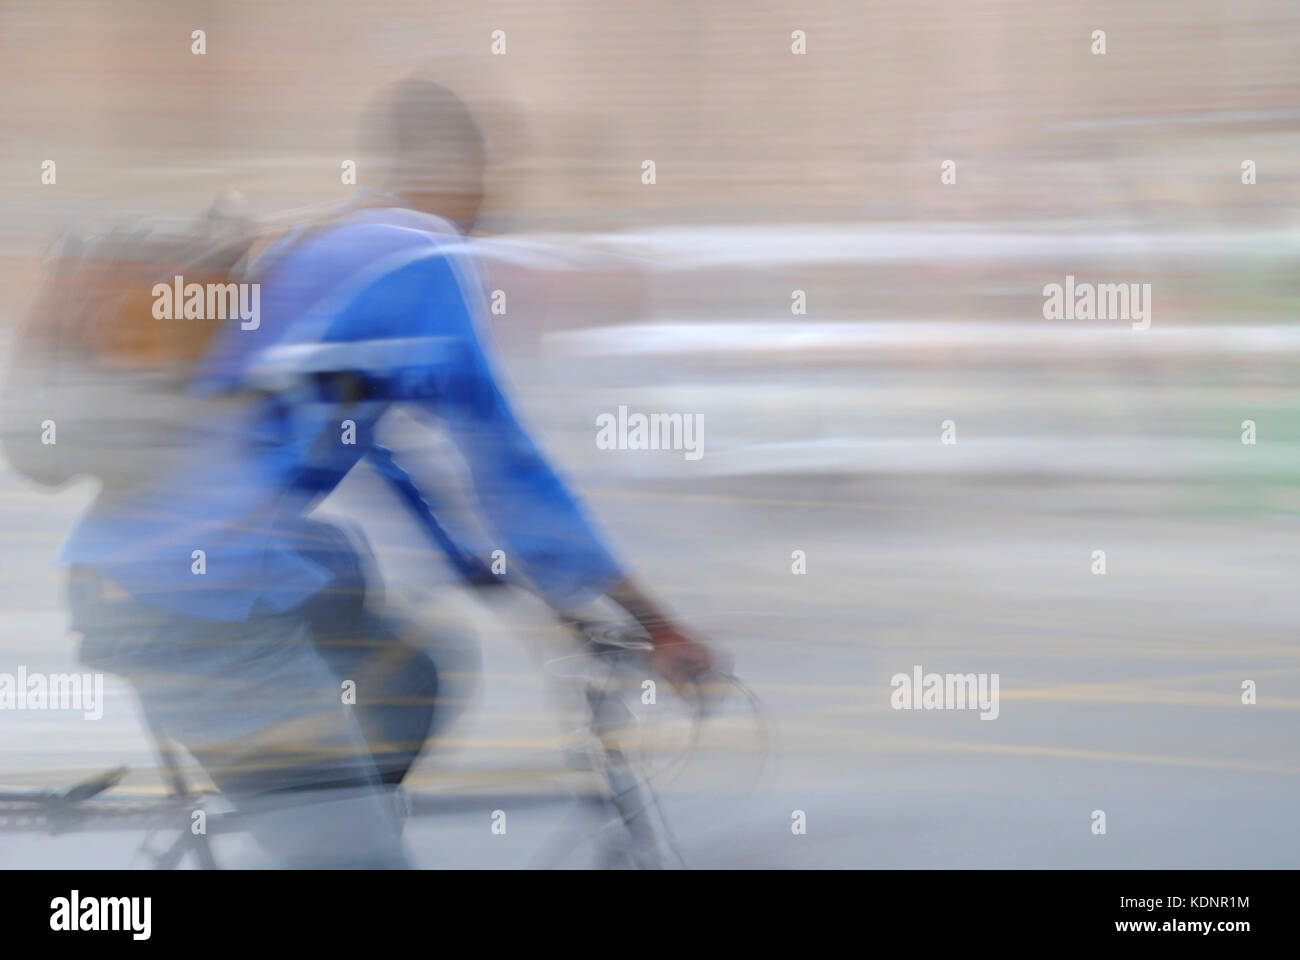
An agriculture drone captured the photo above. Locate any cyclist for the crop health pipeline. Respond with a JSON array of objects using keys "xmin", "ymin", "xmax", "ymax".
[{"xmin": 53, "ymin": 78, "xmax": 718, "ymax": 867}]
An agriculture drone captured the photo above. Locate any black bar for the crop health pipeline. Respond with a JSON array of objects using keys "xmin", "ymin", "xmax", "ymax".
[{"xmin": 0, "ymin": 869, "xmax": 1278, "ymax": 946}]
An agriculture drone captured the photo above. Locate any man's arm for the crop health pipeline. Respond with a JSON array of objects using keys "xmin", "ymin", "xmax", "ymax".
[
  {"xmin": 396, "ymin": 251, "xmax": 717, "ymax": 685},
  {"xmin": 604, "ymin": 576, "xmax": 719, "ymax": 688}
]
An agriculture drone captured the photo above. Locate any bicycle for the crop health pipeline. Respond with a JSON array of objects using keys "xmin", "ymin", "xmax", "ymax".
[{"xmin": 0, "ymin": 617, "xmax": 769, "ymax": 870}]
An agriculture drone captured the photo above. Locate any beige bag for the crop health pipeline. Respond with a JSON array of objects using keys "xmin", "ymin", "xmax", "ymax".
[{"xmin": 1, "ymin": 205, "xmax": 258, "ymax": 492}]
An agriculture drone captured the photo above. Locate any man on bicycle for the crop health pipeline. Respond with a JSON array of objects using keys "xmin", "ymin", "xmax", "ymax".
[{"xmin": 45, "ymin": 78, "xmax": 717, "ymax": 867}]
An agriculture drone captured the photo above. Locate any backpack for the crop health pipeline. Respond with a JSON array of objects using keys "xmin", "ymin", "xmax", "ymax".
[{"xmin": 1, "ymin": 195, "xmax": 260, "ymax": 493}]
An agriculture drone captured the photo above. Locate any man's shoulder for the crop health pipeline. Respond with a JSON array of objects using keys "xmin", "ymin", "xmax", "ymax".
[
  {"xmin": 326, "ymin": 206, "xmax": 464, "ymax": 250},
  {"xmin": 293, "ymin": 208, "xmax": 474, "ymax": 286},
  {"xmin": 352, "ymin": 206, "xmax": 461, "ymax": 237}
]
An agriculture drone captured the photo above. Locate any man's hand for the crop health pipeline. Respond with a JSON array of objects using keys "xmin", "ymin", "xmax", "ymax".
[
  {"xmin": 647, "ymin": 623, "xmax": 718, "ymax": 690},
  {"xmin": 605, "ymin": 576, "xmax": 729, "ymax": 692}
]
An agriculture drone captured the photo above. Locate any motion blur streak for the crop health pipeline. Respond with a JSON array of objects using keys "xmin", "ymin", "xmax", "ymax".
[{"xmin": 1, "ymin": 0, "xmax": 1298, "ymax": 868}]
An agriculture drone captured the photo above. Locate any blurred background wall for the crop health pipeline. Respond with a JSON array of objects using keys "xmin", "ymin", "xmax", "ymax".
[{"xmin": 3, "ymin": 0, "xmax": 1298, "ymax": 233}]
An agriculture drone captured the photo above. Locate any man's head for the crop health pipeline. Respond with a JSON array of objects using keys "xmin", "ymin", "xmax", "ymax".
[{"xmin": 361, "ymin": 78, "xmax": 486, "ymax": 228}]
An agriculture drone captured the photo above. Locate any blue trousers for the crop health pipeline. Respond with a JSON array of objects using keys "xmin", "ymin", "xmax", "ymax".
[{"xmin": 67, "ymin": 548, "xmax": 440, "ymax": 868}]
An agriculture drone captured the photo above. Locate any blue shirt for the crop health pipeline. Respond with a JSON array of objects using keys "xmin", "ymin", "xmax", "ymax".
[{"xmin": 60, "ymin": 203, "xmax": 625, "ymax": 621}]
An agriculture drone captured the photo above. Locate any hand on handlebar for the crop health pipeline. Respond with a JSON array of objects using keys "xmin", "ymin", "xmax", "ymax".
[{"xmin": 647, "ymin": 623, "xmax": 729, "ymax": 692}]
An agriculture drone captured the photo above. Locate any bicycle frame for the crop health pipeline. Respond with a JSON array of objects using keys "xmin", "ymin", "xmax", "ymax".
[{"xmin": 0, "ymin": 620, "xmax": 683, "ymax": 870}]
